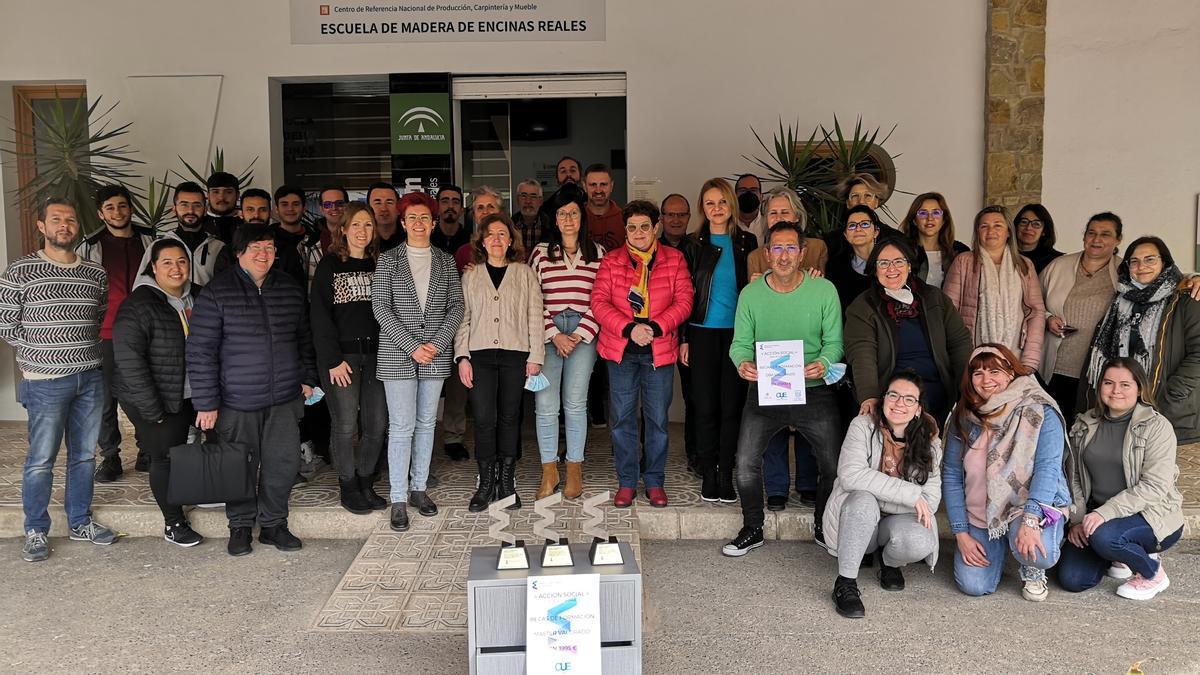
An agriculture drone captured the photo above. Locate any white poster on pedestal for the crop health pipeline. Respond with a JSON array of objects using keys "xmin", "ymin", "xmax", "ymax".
[
  {"xmin": 756, "ymin": 340, "xmax": 807, "ymax": 406},
  {"xmin": 526, "ymin": 574, "xmax": 601, "ymax": 675}
]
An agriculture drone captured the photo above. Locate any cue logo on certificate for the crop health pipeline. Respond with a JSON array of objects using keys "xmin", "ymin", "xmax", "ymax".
[{"xmin": 755, "ymin": 340, "xmax": 807, "ymax": 406}]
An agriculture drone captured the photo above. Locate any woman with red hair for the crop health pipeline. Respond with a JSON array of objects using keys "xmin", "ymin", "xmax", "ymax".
[{"xmin": 941, "ymin": 343, "xmax": 1072, "ymax": 602}]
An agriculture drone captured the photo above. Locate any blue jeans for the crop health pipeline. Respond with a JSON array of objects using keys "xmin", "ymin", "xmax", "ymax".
[
  {"xmin": 19, "ymin": 369, "xmax": 104, "ymax": 532},
  {"xmin": 607, "ymin": 353, "xmax": 674, "ymax": 489},
  {"xmin": 953, "ymin": 520, "xmax": 1064, "ymax": 596},
  {"xmin": 535, "ymin": 310, "xmax": 598, "ymax": 464},
  {"xmin": 763, "ymin": 429, "xmax": 819, "ymax": 496},
  {"xmin": 384, "ymin": 378, "xmax": 444, "ymax": 503},
  {"xmin": 1057, "ymin": 513, "xmax": 1183, "ymax": 591}
]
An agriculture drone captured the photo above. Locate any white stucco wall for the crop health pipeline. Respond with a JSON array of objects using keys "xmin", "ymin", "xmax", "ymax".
[
  {"xmin": 0, "ymin": 0, "xmax": 987, "ymax": 419},
  {"xmin": 1043, "ymin": 0, "xmax": 1200, "ymax": 264}
]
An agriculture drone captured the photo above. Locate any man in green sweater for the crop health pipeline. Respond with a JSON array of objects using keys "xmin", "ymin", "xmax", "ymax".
[{"xmin": 722, "ymin": 221, "xmax": 845, "ymax": 557}]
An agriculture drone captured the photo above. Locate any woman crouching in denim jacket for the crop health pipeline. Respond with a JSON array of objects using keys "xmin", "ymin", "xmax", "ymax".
[
  {"xmin": 942, "ymin": 343, "xmax": 1073, "ymax": 602},
  {"xmin": 1058, "ymin": 357, "xmax": 1184, "ymax": 600}
]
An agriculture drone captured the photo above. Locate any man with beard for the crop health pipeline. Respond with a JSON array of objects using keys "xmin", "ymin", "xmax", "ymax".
[
  {"xmin": 556, "ymin": 156, "xmax": 582, "ymax": 187},
  {"xmin": 140, "ymin": 182, "xmax": 226, "ymax": 285},
  {"xmin": 512, "ymin": 179, "xmax": 544, "ymax": 251},
  {"xmin": 368, "ymin": 182, "xmax": 404, "ymax": 252},
  {"xmin": 315, "ymin": 186, "xmax": 349, "ymax": 253},
  {"xmin": 583, "ymin": 163, "xmax": 623, "ymax": 252},
  {"xmin": 431, "ymin": 184, "xmax": 469, "ymax": 258},
  {"xmin": 734, "ymin": 173, "xmax": 767, "ymax": 246},
  {"xmin": 0, "ymin": 198, "xmax": 116, "ymax": 561},
  {"xmin": 201, "ymin": 171, "xmax": 244, "ymax": 245},
  {"xmin": 80, "ymin": 185, "xmax": 156, "ymax": 482}
]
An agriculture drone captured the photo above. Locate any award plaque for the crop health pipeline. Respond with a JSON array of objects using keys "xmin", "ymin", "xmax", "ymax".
[
  {"xmin": 489, "ymin": 494, "xmax": 529, "ymax": 570},
  {"xmin": 582, "ymin": 492, "xmax": 624, "ymax": 566},
  {"xmin": 533, "ymin": 493, "xmax": 575, "ymax": 568}
]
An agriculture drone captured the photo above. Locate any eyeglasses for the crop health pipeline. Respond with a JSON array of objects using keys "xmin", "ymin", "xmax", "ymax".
[
  {"xmin": 769, "ymin": 244, "xmax": 802, "ymax": 256},
  {"xmin": 625, "ymin": 222, "xmax": 654, "ymax": 233},
  {"xmin": 404, "ymin": 214, "xmax": 433, "ymax": 225},
  {"xmin": 875, "ymin": 257, "xmax": 909, "ymax": 271},
  {"xmin": 245, "ymin": 244, "xmax": 277, "ymax": 255},
  {"xmin": 1127, "ymin": 255, "xmax": 1161, "ymax": 268},
  {"xmin": 916, "ymin": 209, "xmax": 944, "ymax": 219},
  {"xmin": 883, "ymin": 391, "xmax": 919, "ymax": 407},
  {"xmin": 1016, "ymin": 218, "xmax": 1043, "ymax": 229},
  {"xmin": 556, "ymin": 210, "xmax": 581, "ymax": 221},
  {"xmin": 321, "ymin": 200, "xmax": 347, "ymax": 210},
  {"xmin": 846, "ymin": 220, "xmax": 875, "ymax": 231}
]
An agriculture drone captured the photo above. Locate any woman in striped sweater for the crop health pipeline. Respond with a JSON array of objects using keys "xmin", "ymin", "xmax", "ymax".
[{"xmin": 529, "ymin": 185, "xmax": 605, "ymax": 500}]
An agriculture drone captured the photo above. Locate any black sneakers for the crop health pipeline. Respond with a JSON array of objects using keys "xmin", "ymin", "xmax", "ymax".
[
  {"xmin": 164, "ymin": 521, "xmax": 203, "ymax": 548},
  {"xmin": 879, "ymin": 554, "xmax": 905, "ymax": 591},
  {"xmin": 718, "ymin": 470, "xmax": 737, "ymax": 504},
  {"xmin": 259, "ymin": 524, "xmax": 303, "ymax": 551},
  {"xmin": 227, "ymin": 526, "xmax": 253, "ymax": 557},
  {"xmin": 721, "ymin": 526, "xmax": 765, "ymax": 557},
  {"xmin": 701, "ymin": 469, "xmax": 719, "ymax": 502},
  {"xmin": 833, "ymin": 576, "xmax": 865, "ymax": 619}
]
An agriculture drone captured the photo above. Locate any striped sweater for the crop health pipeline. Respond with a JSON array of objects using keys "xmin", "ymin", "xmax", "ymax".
[
  {"xmin": 0, "ymin": 251, "xmax": 107, "ymax": 377},
  {"xmin": 530, "ymin": 242, "xmax": 605, "ymax": 342}
]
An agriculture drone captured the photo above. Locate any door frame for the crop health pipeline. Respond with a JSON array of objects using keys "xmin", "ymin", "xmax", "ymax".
[{"xmin": 12, "ymin": 84, "xmax": 87, "ymax": 253}]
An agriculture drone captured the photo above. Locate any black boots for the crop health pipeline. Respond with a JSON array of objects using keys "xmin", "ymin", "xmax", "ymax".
[
  {"xmin": 339, "ymin": 478, "xmax": 372, "ymax": 515},
  {"xmin": 701, "ymin": 468, "xmax": 719, "ymax": 502},
  {"xmin": 718, "ymin": 467, "xmax": 737, "ymax": 503},
  {"xmin": 497, "ymin": 456, "xmax": 521, "ymax": 510},
  {"xmin": 469, "ymin": 460, "xmax": 498, "ymax": 512},
  {"xmin": 359, "ymin": 475, "xmax": 387, "ymax": 510}
]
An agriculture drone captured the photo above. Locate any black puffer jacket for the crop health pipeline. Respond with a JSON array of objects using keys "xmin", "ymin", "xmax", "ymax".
[
  {"xmin": 187, "ymin": 267, "xmax": 317, "ymax": 413},
  {"xmin": 111, "ymin": 282, "xmax": 200, "ymax": 421}
]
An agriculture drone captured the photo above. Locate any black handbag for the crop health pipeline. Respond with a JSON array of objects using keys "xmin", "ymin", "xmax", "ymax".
[{"xmin": 166, "ymin": 440, "xmax": 256, "ymax": 506}]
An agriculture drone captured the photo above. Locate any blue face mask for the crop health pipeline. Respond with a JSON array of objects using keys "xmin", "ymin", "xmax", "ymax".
[
  {"xmin": 1130, "ymin": 280, "xmax": 1148, "ymax": 290},
  {"xmin": 524, "ymin": 373, "xmax": 550, "ymax": 393},
  {"xmin": 305, "ymin": 386, "xmax": 326, "ymax": 406},
  {"xmin": 823, "ymin": 362, "xmax": 847, "ymax": 386}
]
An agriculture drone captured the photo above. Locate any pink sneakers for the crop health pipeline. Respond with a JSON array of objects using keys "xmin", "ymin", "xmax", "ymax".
[{"xmin": 1116, "ymin": 564, "xmax": 1170, "ymax": 600}]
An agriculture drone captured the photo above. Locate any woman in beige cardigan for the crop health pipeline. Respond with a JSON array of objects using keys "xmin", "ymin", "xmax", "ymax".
[
  {"xmin": 1060, "ymin": 357, "xmax": 1184, "ymax": 600},
  {"xmin": 455, "ymin": 213, "xmax": 544, "ymax": 512},
  {"xmin": 943, "ymin": 205, "xmax": 1045, "ymax": 371}
]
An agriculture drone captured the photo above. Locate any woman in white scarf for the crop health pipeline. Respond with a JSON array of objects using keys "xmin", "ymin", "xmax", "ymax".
[{"xmin": 943, "ymin": 206, "xmax": 1046, "ymax": 371}]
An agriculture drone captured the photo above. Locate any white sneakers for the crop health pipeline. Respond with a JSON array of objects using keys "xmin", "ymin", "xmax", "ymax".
[
  {"xmin": 1116, "ymin": 564, "xmax": 1170, "ymax": 601},
  {"xmin": 1021, "ymin": 577, "xmax": 1048, "ymax": 602}
]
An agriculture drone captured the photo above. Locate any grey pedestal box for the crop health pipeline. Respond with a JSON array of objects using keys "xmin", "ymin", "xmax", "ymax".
[{"xmin": 466, "ymin": 542, "xmax": 642, "ymax": 675}]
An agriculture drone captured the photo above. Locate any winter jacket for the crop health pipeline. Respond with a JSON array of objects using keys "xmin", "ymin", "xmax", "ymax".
[
  {"xmin": 76, "ymin": 225, "xmax": 156, "ymax": 266},
  {"xmin": 942, "ymin": 251, "xmax": 1046, "ymax": 371},
  {"xmin": 186, "ymin": 266, "xmax": 317, "ymax": 413},
  {"xmin": 111, "ymin": 276, "xmax": 199, "ymax": 422},
  {"xmin": 1083, "ymin": 289, "xmax": 1200, "ymax": 444},
  {"xmin": 843, "ymin": 281, "xmax": 973, "ymax": 406},
  {"xmin": 202, "ymin": 214, "xmax": 244, "ymax": 246},
  {"xmin": 454, "ymin": 262, "xmax": 545, "ymax": 364},
  {"xmin": 683, "ymin": 227, "xmax": 755, "ymax": 338},
  {"xmin": 372, "ymin": 244, "xmax": 464, "ymax": 380},
  {"xmin": 1037, "ymin": 251, "xmax": 1119, "ymax": 380},
  {"xmin": 1068, "ymin": 402, "xmax": 1184, "ymax": 540},
  {"xmin": 592, "ymin": 244, "xmax": 694, "ymax": 367},
  {"xmin": 822, "ymin": 414, "xmax": 943, "ymax": 566}
]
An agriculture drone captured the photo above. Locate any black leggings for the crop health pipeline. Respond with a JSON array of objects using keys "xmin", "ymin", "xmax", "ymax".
[
  {"xmin": 468, "ymin": 349, "xmax": 528, "ymax": 463},
  {"xmin": 126, "ymin": 400, "xmax": 195, "ymax": 525}
]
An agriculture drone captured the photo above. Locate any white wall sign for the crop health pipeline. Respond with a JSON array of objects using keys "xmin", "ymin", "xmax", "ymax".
[
  {"xmin": 756, "ymin": 340, "xmax": 807, "ymax": 406},
  {"xmin": 290, "ymin": 0, "xmax": 605, "ymax": 44},
  {"xmin": 526, "ymin": 574, "xmax": 601, "ymax": 675}
]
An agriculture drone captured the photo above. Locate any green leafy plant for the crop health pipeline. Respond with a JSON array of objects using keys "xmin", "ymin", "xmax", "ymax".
[
  {"xmin": 173, "ymin": 147, "xmax": 257, "ymax": 190},
  {"xmin": 744, "ymin": 115, "xmax": 898, "ymax": 235},
  {"xmin": 130, "ymin": 172, "xmax": 176, "ymax": 235},
  {"xmin": 1, "ymin": 91, "xmax": 143, "ymax": 237}
]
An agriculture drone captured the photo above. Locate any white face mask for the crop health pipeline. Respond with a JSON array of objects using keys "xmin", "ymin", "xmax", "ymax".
[
  {"xmin": 1130, "ymin": 280, "xmax": 1148, "ymax": 290},
  {"xmin": 883, "ymin": 286, "xmax": 914, "ymax": 305}
]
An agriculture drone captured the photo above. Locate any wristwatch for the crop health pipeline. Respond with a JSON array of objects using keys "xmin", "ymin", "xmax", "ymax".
[{"xmin": 1022, "ymin": 514, "xmax": 1042, "ymax": 531}]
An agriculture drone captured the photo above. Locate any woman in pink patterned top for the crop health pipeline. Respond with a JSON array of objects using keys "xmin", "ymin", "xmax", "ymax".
[{"xmin": 529, "ymin": 184, "xmax": 606, "ymax": 501}]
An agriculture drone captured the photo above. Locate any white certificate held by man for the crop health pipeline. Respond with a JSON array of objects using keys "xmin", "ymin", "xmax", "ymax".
[{"xmin": 755, "ymin": 340, "xmax": 807, "ymax": 406}]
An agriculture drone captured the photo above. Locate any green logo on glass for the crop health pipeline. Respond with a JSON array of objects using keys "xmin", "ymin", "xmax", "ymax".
[{"xmin": 390, "ymin": 93, "xmax": 451, "ymax": 155}]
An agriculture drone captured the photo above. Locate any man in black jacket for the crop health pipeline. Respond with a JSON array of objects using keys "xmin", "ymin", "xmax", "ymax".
[
  {"xmin": 201, "ymin": 171, "xmax": 244, "ymax": 245},
  {"xmin": 658, "ymin": 193, "xmax": 700, "ymax": 474},
  {"xmin": 187, "ymin": 224, "xmax": 318, "ymax": 557}
]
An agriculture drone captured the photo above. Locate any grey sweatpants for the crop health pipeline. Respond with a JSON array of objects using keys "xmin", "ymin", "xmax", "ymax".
[
  {"xmin": 217, "ymin": 398, "xmax": 303, "ymax": 529},
  {"xmin": 837, "ymin": 490, "xmax": 938, "ymax": 578}
]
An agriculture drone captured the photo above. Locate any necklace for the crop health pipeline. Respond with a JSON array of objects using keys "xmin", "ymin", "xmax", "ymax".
[{"xmin": 1080, "ymin": 256, "xmax": 1111, "ymax": 278}]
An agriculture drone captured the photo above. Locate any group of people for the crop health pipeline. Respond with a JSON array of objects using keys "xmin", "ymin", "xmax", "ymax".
[{"xmin": 1, "ymin": 160, "xmax": 1192, "ymax": 617}]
